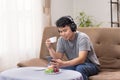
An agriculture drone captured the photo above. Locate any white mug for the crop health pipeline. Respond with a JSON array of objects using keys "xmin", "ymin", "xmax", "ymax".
[{"xmin": 49, "ymin": 37, "xmax": 57, "ymax": 43}]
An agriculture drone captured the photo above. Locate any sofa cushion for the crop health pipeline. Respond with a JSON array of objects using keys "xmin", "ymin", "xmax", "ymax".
[
  {"xmin": 78, "ymin": 28, "xmax": 120, "ymax": 69},
  {"xmin": 17, "ymin": 58, "xmax": 48, "ymax": 67}
]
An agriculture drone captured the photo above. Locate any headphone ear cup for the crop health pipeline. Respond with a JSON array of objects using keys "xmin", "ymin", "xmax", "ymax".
[{"xmin": 70, "ymin": 23, "xmax": 77, "ymax": 32}]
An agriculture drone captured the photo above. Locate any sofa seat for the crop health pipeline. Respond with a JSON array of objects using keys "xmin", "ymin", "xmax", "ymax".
[{"xmin": 89, "ymin": 71, "xmax": 120, "ymax": 80}]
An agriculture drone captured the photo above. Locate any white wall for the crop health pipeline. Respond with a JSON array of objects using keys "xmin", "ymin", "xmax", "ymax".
[
  {"xmin": 51, "ymin": 0, "xmax": 73, "ymax": 26},
  {"xmin": 51, "ymin": 0, "xmax": 111, "ymax": 27},
  {"xmin": 73, "ymin": 0, "xmax": 111, "ymax": 27}
]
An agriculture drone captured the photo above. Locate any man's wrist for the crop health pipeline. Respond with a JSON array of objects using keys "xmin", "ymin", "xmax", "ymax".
[
  {"xmin": 66, "ymin": 60, "xmax": 72, "ymax": 66},
  {"xmin": 47, "ymin": 46, "xmax": 52, "ymax": 50},
  {"xmin": 61, "ymin": 61, "xmax": 70, "ymax": 67}
]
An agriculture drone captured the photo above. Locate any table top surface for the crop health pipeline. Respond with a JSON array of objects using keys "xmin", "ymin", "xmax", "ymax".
[{"xmin": 0, "ymin": 67, "xmax": 83, "ymax": 80}]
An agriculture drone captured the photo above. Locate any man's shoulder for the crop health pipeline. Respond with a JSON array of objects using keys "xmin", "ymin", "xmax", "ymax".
[{"xmin": 76, "ymin": 31, "xmax": 89, "ymax": 38}]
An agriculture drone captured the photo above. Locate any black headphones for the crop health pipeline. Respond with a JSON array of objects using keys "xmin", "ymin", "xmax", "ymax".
[{"xmin": 65, "ymin": 16, "xmax": 77, "ymax": 32}]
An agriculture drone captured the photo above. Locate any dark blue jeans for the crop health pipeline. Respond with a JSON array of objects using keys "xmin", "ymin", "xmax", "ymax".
[{"xmin": 61, "ymin": 63, "xmax": 100, "ymax": 80}]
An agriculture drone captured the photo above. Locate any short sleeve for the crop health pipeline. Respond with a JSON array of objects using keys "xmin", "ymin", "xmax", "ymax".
[{"xmin": 78, "ymin": 37, "xmax": 91, "ymax": 51}]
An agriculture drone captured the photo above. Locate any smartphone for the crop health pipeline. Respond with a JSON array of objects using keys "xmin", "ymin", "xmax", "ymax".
[{"xmin": 45, "ymin": 56, "xmax": 53, "ymax": 62}]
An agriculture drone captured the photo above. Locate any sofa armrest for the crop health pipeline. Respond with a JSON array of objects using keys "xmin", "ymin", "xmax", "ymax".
[{"xmin": 17, "ymin": 58, "xmax": 48, "ymax": 67}]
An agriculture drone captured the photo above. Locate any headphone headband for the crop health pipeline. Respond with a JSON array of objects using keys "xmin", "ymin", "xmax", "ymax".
[
  {"xmin": 64, "ymin": 16, "xmax": 77, "ymax": 32},
  {"xmin": 65, "ymin": 16, "xmax": 74, "ymax": 23}
]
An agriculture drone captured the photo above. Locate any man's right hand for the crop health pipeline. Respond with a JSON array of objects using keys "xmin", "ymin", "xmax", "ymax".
[{"xmin": 45, "ymin": 39, "xmax": 53, "ymax": 49}]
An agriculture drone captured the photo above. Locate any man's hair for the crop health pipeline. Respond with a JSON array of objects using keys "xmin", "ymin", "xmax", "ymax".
[
  {"xmin": 55, "ymin": 16, "xmax": 77, "ymax": 32},
  {"xmin": 56, "ymin": 16, "xmax": 73, "ymax": 28}
]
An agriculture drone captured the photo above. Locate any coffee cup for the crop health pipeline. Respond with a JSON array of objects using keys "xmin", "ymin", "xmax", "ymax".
[{"xmin": 49, "ymin": 37, "xmax": 57, "ymax": 43}]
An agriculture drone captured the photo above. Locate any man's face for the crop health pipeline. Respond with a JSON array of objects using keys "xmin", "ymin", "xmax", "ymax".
[{"xmin": 58, "ymin": 26, "xmax": 74, "ymax": 40}]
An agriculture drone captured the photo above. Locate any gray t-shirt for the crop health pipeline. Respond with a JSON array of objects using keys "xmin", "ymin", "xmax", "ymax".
[{"xmin": 56, "ymin": 31, "xmax": 100, "ymax": 65}]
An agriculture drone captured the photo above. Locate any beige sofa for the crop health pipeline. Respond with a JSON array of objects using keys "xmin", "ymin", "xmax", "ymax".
[{"xmin": 17, "ymin": 26, "xmax": 120, "ymax": 80}]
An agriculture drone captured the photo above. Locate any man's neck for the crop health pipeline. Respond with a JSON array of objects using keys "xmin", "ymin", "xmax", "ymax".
[{"xmin": 69, "ymin": 32, "xmax": 76, "ymax": 41}]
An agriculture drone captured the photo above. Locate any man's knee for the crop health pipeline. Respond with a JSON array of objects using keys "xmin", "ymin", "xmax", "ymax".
[
  {"xmin": 75, "ymin": 65, "xmax": 88, "ymax": 80},
  {"xmin": 75, "ymin": 65, "xmax": 87, "ymax": 74}
]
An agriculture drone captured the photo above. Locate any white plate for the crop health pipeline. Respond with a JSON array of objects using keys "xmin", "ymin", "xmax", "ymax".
[
  {"xmin": 45, "ymin": 69, "xmax": 61, "ymax": 75},
  {"xmin": 33, "ymin": 67, "xmax": 46, "ymax": 71}
]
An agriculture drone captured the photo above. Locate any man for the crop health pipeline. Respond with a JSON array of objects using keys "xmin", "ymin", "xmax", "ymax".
[{"xmin": 45, "ymin": 16, "xmax": 100, "ymax": 80}]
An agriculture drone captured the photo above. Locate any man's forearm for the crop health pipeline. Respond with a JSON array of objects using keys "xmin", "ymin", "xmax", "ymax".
[
  {"xmin": 63, "ymin": 57, "xmax": 84, "ymax": 67},
  {"xmin": 48, "ymin": 47, "xmax": 59, "ymax": 59}
]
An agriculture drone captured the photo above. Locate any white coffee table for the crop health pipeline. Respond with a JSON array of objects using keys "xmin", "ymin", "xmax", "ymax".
[{"xmin": 0, "ymin": 67, "xmax": 83, "ymax": 80}]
